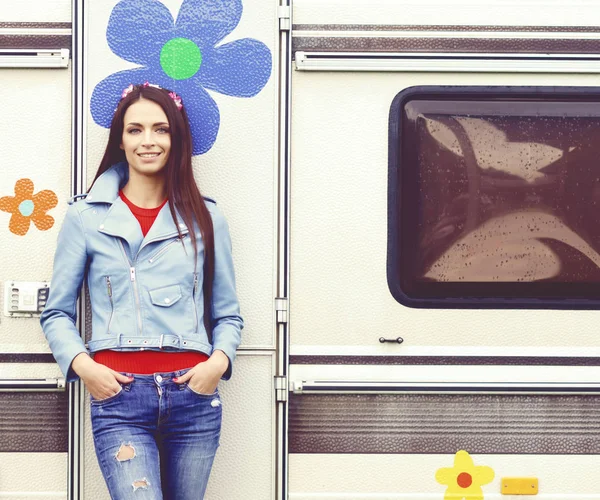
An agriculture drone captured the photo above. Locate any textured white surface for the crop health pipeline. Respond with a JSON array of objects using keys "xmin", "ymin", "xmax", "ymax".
[
  {"xmin": 290, "ymin": 454, "xmax": 600, "ymax": 496},
  {"xmin": 0, "ymin": 363, "xmax": 62, "ymax": 378},
  {"xmin": 206, "ymin": 353, "xmax": 274, "ymax": 500},
  {"xmin": 0, "ymin": 453, "xmax": 66, "ymax": 496},
  {"xmin": 0, "ymin": 0, "xmax": 70, "ymax": 22},
  {"xmin": 290, "ymin": 70, "xmax": 600, "ymax": 349},
  {"xmin": 85, "ymin": 0, "xmax": 277, "ymax": 348},
  {"xmin": 84, "ymin": 353, "xmax": 274, "ymax": 499},
  {"xmin": 0, "ymin": 67, "xmax": 71, "ymax": 354},
  {"xmin": 293, "ymin": 0, "xmax": 600, "ymax": 26}
]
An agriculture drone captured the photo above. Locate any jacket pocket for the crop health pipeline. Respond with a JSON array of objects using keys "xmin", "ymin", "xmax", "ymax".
[
  {"xmin": 149, "ymin": 284, "xmax": 182, "ymax": 307},
  {"xmin": 105, "ymin": 276, "xmax": 114, "ymax": 335}
]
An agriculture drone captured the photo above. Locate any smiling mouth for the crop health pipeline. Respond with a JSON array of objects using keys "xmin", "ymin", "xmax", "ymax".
[{"xmin": 137, "ymin": 152, "xmax": 161, "ymax": 158}]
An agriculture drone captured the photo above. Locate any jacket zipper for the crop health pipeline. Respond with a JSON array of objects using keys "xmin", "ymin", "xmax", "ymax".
[
  {"xmin": 118, "ymin": 240, "xmax": 143, "ymax": 336},
  {"xmin": 192, "ymin": 273, "xmax": 199, "ymax": 333},
  {"xmin": 148, "ymin": 234, "xmax": 188, "ymax": 263},
  {"xmin": 105, "ymin": 276, "xmax": 114, "ymax": 335}
]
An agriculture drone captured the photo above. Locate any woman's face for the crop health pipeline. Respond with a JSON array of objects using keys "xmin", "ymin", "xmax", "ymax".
[{"xmin": 120, "ymin": 98, "xmax": 171, "ymax": 176}]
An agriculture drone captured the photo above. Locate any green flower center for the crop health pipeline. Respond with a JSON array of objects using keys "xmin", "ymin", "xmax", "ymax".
[
  {"xmin": 160, "ymin": 38, "xmax": 202, "ymax": 80},
  {"xmin": 19, "ymin": 200, "xmax": 34, "ymax": 217}
]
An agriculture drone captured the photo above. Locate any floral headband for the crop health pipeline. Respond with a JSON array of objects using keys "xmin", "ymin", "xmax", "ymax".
[{"xmin": 121, "ymin": 82, "xmax": 183, "ymax": 111}]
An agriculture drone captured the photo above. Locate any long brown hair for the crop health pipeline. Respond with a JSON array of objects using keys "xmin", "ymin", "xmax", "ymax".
[{"xmin": 89, "ymin": 85, "xmax": 215, "ymax": 341}]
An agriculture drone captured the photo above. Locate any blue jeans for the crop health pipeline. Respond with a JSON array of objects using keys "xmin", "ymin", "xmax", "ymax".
[{"xmin": 90, "ymin": 368, "xmax": 221, "ymax": 500}]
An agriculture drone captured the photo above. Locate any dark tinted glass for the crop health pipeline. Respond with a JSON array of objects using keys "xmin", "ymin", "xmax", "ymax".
[{"xmin": 390, "ymin": 88, "xmax": 600, "ymax": 307}]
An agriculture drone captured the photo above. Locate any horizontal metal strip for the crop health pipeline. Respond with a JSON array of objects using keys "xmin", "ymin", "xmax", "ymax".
[
  {"xmin": 293, "ymin": 24, "xmax": 600, "ymax": 33},
  {"xmin": 292, "ymin": 38, "xmax": 600, "ymax": 57},
  {"xmin": 290, "ymin": 364, "xmax": 600, "ymax": 387},
  {"xmin": 289, "ymin": 393, "xmax": 600, "ymax": 454},
  {"xmin": 294, "ymin": 30, "xmax": 600, "ymax": 40},
  {"xmin": 290, "ymin": 355, "xmax": 600, "ymax": 366},
  {"xmin": 295, "ymin": 51, "xmax": 600, "ymax": 72},
  {"xmin": 293, "ymin": 381, "xmax": 600, "ymax": 394},
  {"xmin": 0, "ymin": 378, "xmax": 65, "ymax": 391},
  {"xmin": 0, "ymin": 353, "xmax": 56, "ymax": 363},
  {"xmin": 0, "ymin": 392, "xmax": 68, "ymax": 452},
  {"xmin": 0, "ymin": 22, "xmax": 71, "ymax": 29},
  {"xmin": 0, "ymin": 36, "xmax": 71, "ymax": 52}
]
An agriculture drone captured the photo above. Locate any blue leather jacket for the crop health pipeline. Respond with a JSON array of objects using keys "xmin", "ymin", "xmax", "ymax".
[{"xmin": 40, "ymin": 162, "xmax": 243, "ymax": 382}]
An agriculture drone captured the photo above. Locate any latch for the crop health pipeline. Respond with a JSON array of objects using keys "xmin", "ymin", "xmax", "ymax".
[
  {"xmin": 4, "ymin": 281, "xmax": 50, "ymax": 318},
  {"xmin": 278, "ymin": 5, "xmax": 291, "ymax": 31},
  {"xmin": 274, "ymin": 376, "xmax": 288, "ymax": 402},
  {"xmin": 275, "ymin": 297, "xmax": 288, "ymax": 324}
]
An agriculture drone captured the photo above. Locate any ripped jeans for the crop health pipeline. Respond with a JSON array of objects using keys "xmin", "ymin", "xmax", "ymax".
[{"xmin": 90, "ymin": 368, "xmax": 222, "ymax": 500}]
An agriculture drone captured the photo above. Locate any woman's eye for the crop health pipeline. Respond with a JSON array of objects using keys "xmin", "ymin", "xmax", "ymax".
[
  {"xmin": 157, "ymin": 127, "xmax": 170, "ymax": 134},
  {"xmin": 127, "ymin": 128, "xmax": 141, "ymax": 134}
]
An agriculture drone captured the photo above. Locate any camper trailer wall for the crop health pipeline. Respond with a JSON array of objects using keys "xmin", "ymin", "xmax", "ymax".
[
  {"xmin": 289, "ymin": 0, "xmax": 600, "ymax": 498},
  {"xmin": 0, "ymin": 0, "xmax": 71, "ymax": 497}
]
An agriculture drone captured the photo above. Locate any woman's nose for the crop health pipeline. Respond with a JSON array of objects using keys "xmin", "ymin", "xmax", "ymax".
[{"xmin": 142, "ymin": 130, "xmax": 154, "ymax": 146}]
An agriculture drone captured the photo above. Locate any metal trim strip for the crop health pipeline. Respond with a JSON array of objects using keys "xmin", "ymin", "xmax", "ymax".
[
  {"xmin": 292, "ymin": 38, "xmax": 600, "ymax": 57},
  {"xmin": 290, "ymin": 355, "xmax": 600, "ymax": 366},
  {"xmin": 292, "ymin": 24, "xmax": 600, "ymax": 33}
]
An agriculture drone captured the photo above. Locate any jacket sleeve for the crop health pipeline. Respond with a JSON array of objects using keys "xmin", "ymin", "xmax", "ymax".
[
  {"xmin": 210, "ymin": 205, "xmax": 244, "ymax": 380},
  {"xmin": 40, "ymin": 203, "xmax": 90, "ymax": 383}
]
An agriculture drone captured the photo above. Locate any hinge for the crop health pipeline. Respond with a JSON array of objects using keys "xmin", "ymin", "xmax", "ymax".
[
  {"xmin": 278, "ymin": 5, "xmax": 291, "ymax": 31},
  {"xmin": 274, "ymin": 376, "xmax": 288, "ymax": 402},
  {"xmin": 275, "ymin": 297, "xmax": 288, "ymax": 324}
]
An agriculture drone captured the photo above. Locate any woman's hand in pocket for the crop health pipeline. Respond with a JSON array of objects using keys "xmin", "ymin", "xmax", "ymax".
[
  {"xmin": 72, "ymin": 353, "xmax": 133, "ymax": 400},
  {"xmin": 174, "ymin": 351, "xmax": 229, "ymax": 395}
]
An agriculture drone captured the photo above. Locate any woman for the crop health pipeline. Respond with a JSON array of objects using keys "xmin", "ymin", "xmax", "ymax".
[{"xmin": 40, "ymin": 83, "xmax": 243, "ymax": 499}]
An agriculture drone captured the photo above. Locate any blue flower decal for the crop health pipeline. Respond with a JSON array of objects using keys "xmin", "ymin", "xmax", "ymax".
[{"xmin": 91, "ymin": 0, "xmax": 272, "ymax": 155}]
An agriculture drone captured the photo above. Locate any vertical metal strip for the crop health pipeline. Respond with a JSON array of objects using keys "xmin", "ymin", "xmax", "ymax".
[
  {"xmin": 69, "ymin": 0, "xmax": 86, "ymax": 499},
  {"xmin": 276, "ymin": 1, "xmax": 292, "ymax": 499}
]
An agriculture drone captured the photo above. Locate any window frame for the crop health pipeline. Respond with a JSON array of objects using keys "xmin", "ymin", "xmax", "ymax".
[{"xmin": 387, "ymin": 85, "xmax": 600, "ymax": 310}]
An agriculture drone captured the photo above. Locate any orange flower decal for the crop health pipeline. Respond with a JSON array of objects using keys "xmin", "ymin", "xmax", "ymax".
[
  {"xmin": 0, "ymin": 179, "xmax": 58, "ymax": 236},
  {"xmin": 436, "ymin": 450, "xmax": 495, "ymax": 499}
]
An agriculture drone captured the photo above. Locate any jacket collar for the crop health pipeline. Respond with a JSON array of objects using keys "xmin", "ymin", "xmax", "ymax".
[
  {"xmin": 85, "ymin": 161, "xmax": 129, "ymax": 204},
  {"xmin": 91, "ymin": 162, "xmax": 189, "ymax": 254}
]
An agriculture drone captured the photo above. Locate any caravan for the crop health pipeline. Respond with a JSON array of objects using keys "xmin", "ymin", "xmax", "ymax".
[{"xmin": 3, "ymin": 0, "xmax": 600, "ymax": 498}]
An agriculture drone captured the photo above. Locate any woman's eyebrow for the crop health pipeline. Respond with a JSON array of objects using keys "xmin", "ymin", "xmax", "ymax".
[{"xmin": 126, "ymin": 122, "xmax": 169, "ymax": 126}]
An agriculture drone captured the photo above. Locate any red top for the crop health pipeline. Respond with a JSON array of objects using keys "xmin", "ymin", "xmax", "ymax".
[{"xmin": 93, "ymin": 190, "xmax": 209, "ymax": 373}]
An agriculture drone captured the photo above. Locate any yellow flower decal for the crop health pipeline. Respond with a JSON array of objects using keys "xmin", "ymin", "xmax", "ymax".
[
  {"xmin": 436, "ymin": 450, "xmax": 494, "ymax": 500},
  {"xmin": 0, "ymin": 179, "xmax": 58, "ymax": 236}
]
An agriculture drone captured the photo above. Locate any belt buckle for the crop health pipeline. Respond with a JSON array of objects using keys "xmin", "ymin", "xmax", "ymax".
[{"xmin": 159, "ymin": 334, "xmax": 164, "ymax": 349}]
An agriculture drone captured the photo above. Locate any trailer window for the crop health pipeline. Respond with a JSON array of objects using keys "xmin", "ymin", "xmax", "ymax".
[{"xmin": 388, "ymin": 86, "xmax": 600, "ymax": 309}]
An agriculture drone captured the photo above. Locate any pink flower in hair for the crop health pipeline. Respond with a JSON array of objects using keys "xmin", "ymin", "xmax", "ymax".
[
  {"xmin": 169, "ymin": 91, "xmax": 183, "ymax": 110},
  {"xmin": 121, "ymin": 84, "xmax": 134, "ymax": 99}
]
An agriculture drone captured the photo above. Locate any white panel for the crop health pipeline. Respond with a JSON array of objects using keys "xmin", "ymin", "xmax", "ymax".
[
  {"xmin": 207, "ymin": 353, "xmax": 274, "ymax": 500},
  {"xmin": 0, "ymin": 0, "xmax": 71, "ymax": 22},
  {"xmin": 290, "ymin": 454, "xmax": 600, "ymax": 498},
  {"xmin": 0, "ymin": 364, "xmax": 62, "ymax": 378},
  {"xmin": 0, "ymin": 453, "xmax": 66, "ymax": 498},
  {"xmin": 85, "ymin": 0, "xmax": 277, "ymax": 348},
  {"xmin": 0, "ymin": 67, "xmax": 72, "ymax": 354},
  {"xmin": 293, "ymin": 0, "xmax": 600, "ymax": 27},
  {"xmin": 290, "ymin": 71, "xmax": 600, "ymax": 350},
  {"xmin": 84, "ymin": 353, "xmax": 274, "ymax": 499}
]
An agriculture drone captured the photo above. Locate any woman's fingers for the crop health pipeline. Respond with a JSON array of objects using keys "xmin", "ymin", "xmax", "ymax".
[
  {"xmin": 173, "ymin": 370, "xmax": 195, "ymax": 383},
  {"xmin": 111, "ymin": 370, "xmax": 134, "ymax": 384}
]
